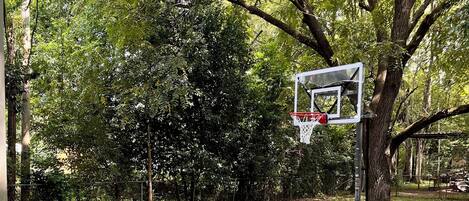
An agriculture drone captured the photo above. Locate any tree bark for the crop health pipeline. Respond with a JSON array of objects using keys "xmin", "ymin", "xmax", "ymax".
[
  {"xmin": 363, "ymin": 4, "xmax": 412, "ymax": 197},
  {"xmin": 20, "ymin": 0, "xmax": 31, "ymax": 200},
  {"xmin": 367, "ymin": 0, "xmax": 414, "ymax": 189},
  {"xmin": 5, "ymin": 11, "xmax": 17, "ymax": 201},
  {"xmin": 0, "ymin": 0, "xmax": 7, "ymax": 199},
  {"xmin": 414, "ymin": 139, "xmax": 424, "ymax": 183},
  {"xmin": 408, "ymin": 0, "xmax": 432, "ymax": 35},
  {"xmin": 367, "ymin": 60, "xmax": 404, "ymax": 201},
  {"xmin": 6, "ymin": 99, "xmax": 16, "ymax": 201}
]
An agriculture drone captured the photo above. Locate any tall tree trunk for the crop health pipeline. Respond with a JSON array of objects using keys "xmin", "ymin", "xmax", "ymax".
[
  {"xmin": 415, "ymin": 40, "xmax": 434, "ymax": 184},
  {"xmin": 367, "ymin": 56, "xmax": 404, "ymax": 200},
  {"xmin": 367, "ymin": 120, "xmax": 392, "ymax": 201},
  {"xmin": 0, "ymin": 0, "xmax": 7, "ymax": 200},
  {"xmin": 20, "ymin": 0, "xmax": 31, "ymax": 200},
  {"xmin": 5, "ymin": 12, "xmax": 17, "ymax": 201},
  {"xmin": 147, "ymin": 122, "xmax": 153, "ymax": 201},
  {"xmin": 6, "ymin": 101, "xmax": 16, "ymax": 194},
  {"xmin": 367, "ymin": 0, "xmax": 416, "ymax": 198},
  {"xmin": 6, "ymin": 99, "xmax": 16, "ymax": 201},
  {"xmin": 414, "ymin": 139, "xmax": 424, "ymax": 183},
  {"xmin": 402, "ymin": 140, "xmax": 413, "ymax": 181},
  {"xmin": 19, "ymin": 75, "xmax": 30, "ymax": 200}
]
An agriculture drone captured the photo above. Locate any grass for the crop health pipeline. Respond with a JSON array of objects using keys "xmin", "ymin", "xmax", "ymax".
[
  {"xmin": 292, "ymin": 182, "xmax": 469, "ymax": 201},
  {"xmin": 392, "ymin": 192, "xmax": 469, "ymax": 201},
  {"xmin": 395, "ymin": 180, "xmax": 437, "ymax": 190},
  {"xmin": 391, "ymin": 182, "xmax": 469, "ymax": 201}
]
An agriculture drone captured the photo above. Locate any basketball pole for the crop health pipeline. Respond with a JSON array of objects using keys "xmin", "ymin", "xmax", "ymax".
[
  {"xmin": 0, "ymin": 0, "xmax": 8, "ymax": 199},
  {"xmin": 354, "ymin": 122, "xmax": 363, "ymax": 201}
]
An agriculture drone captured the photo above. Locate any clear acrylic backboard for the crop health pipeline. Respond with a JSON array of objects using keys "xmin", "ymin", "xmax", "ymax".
[{"xmin": 293, "ymin": 62, "xmax": 364, "ymax": 125}]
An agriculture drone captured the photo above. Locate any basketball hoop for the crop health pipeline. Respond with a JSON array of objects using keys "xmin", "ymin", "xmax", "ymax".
[
  {"xmin": 289, "ymin": 112, "xmax": 327, "ymax": 144},
  {"xmin": 290, "ymin": 63, "xmax": 364, "ymax": 201}
]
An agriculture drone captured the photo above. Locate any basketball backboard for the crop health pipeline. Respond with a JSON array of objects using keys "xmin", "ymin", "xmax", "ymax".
[
  {"xmin": 290, "ymin": 63, "xmax": 365, "ymax": 201},
  {"xmin": 293, "ymin": 62, "xmax": 364, "ymax": 125}
]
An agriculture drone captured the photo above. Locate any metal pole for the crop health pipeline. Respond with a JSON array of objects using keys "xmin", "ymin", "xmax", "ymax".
[
  {"xmin": 354, "ymin": 122, "xmax": 362, "ymax": 201},
  {"xmin": 140, "ymin": 182, "xmax": 144, "ymax": 201},
  {"xmin": 0, "ymin": 0, "xmax": 8, "ymax": 199},
  {"xmin": 294, "ymin": 77, "xmax": 298, "ymax": 113},
  {"xmin": 364, "ymin": 120, "xmax": 369, "ymax": 201}
]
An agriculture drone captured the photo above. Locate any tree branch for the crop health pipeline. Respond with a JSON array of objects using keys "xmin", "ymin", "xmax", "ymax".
[
  {"xmin": 390, "ymin": 104, "xmax": 469, "ymax": 155},
  {"xmin": 404, "ymin": 0, "xmax": 459, "ymax": 64},
  {"xmin": 289, "ymin": 0, "xmax": 336, "ymax": 66},
  {"xmin": 389, "ymin": 87, "xmax": 417, "ymax": 132},
  {"xmin": 407, "ymin": 132, "xmax": 466, "ymax": 139},
  {"xmin": 228, "ymin": 0, "xmax": 337, "ymax": 66},
  {"xmin": 249, "ymin": 30, "xmax": 263, "ymax": 47},
  {"xmin": 288, "ymin": 0, "xmax": 303, "ymax": 10},
  {"xmin": 359, "ymin": 0, "xmax": 379, "ymax": 11},
  {"xmin": 26, "ymin": 0, "xmax": 39, "ymax": 70},
  {"xmin": 359, "ymin": 2, "xmax": 372, "ymax": 11},
  {"xmin": 408, "ymin": 0, "xmax": 432, "ymax": 36},
  {"xmin": 227, "ymin": 0, "xmax": 322, "ymax": 53}
]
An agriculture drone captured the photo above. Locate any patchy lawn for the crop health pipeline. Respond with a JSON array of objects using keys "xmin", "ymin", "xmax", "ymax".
[
  {"xmin": 391, "ymin": 182, "xmax": 469, "ymax": 201},
  {"xmin": 392, "ymin": 190, "xmax": 469, "ymax": 200},
  {"xmin": 290, "ymin": 182, "xmax": 469, "ymax": 201}
]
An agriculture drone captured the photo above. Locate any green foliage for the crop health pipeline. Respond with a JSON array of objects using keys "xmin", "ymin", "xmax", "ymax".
[
  {"xmin": 31, "ymin": 170, "xmax": 69, "ymax": 201},
  {"xmin": 19, "ymin": 0, "xmax": 468, "ymax": 200}
]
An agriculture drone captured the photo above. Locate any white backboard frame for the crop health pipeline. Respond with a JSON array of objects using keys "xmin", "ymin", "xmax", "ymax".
[{"xmin": 293, "ymin": 62, "xmax": 364, "ymax": 125}]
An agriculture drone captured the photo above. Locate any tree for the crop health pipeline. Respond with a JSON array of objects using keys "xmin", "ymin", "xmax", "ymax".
[
  {"xmin": 5, "ymin": 1, "xmax": 20, "ymax": 199},
  {"xmin": 0, "ymin": 0, "xmax": 8, "ymax": 199},
  {"xmin": 29, "ymin": 1, "xmax": 255, "ymax": 200},
  {"xmin": 227, "ymin": 0, "xmax": 469, "ymax": 199},
  {"xmin": 20, "ymin": 0, "xmax": 35, "ymax": 200},
  {"xmin": 29, "ymin": 0, "xmax": 143, "ymax": 199}
]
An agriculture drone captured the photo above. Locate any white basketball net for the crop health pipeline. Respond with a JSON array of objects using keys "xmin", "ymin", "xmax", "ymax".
[
  {"xmin": 290, "ymin": 113, "xmax": 324, "ymax": 144},
  {"xmin": 298, "ymin": 121, "xmax": 320, "ymax": 144}
]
